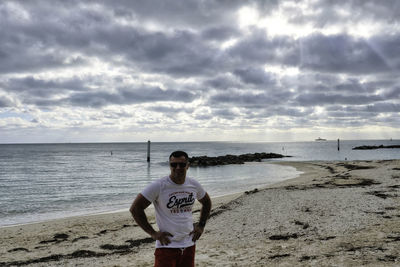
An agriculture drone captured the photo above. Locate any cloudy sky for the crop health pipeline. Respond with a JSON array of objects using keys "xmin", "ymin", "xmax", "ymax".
[{"xmin": 1, "ymin": 0, "xmax": 400, "ymax": 143}]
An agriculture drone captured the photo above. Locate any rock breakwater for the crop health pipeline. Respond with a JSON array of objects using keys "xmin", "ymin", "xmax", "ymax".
[
  {"xmin": 189, "ymin": 152, "xmax": 288, "ymax": 167},
  {"xmin": 353, "ymin": 145, "xmax": 400, "ymax": 150}
]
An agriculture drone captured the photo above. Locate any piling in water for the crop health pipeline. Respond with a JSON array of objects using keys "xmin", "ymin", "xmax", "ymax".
[{"xmin": 147, "ymin": 140, "xmax": 151, "ymax": 162}]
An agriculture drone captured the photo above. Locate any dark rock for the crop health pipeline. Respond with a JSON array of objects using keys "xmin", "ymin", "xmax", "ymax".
[
  {"xmin": 366, "ymin": 191, "xmax": 390, "ymax": 199},
  {"xmin": 97, "ymin": 230, "xmax": 108, "ymax": 235},
  {"xmin": 353, "ymin": 145, "xmax": 400, "ymax": 150},
  {"xmin": 8, "ymin": 247, "xmax": 29, "ymax": 253},
  {"xmin": 1, "ymin": 240, "xmax": 145, "ymax": 266},
  {"xmin": 100, "ymin": 244, "xmax": 131, "ymax": 251},
  {"xmin": 378, "ymin": 255, "xmax": 398, "ymax": 262},
  {"xmin": 269, "ymin": 233, "xmax": 298, "ymax": 240},
  {"xmin": 39, "ymin": 233, "xmax": 69, "ymax": 244},
  {"xmin": 337, "ymin": 163, "xmax": 375, "ymax": 170},
  {"xmin": 326, "ymin": 166, "xmax": 336, "ymax": 173},
  {"xmin": 301, "ymin": 206, "xmax": 311, "ymax": 212},
  {"xmin": 293, "ymin": 220, "xmax": 310, "ymax": 229},
  {"xmin": 357, "ymin": 179, "xmax": 380, "ymax": 186},
  {"xmin": 364, "ymin": 210, "xmax": 385, "ymax": 215},
  {"xmin": 269, "ymin": 254, "xmax": 291, "ymax": 259},
  {"xmin": 70, "ymin": 250, "xmax": 100, "ymax": 258},
  {"xmin": 54, "ymin": 233, "xmax": 69, "ymax": 240},
  {"xmin": 299, "ymin": 255, "xmax": 317, "ymax": 261},
  {"xmin": 245, "ymin": 188, "xmax": 259, "ymax": 195},
  {"xmin": 326, "ymin": 178, "xmax": 380, "ymax": 188},
  {"xmin": 319, "ymin": 236, "xmax": 336, "ymax": 241},
  {"xmin": 189, "ymin": 152, "xmax": 288, "ymax": 167},
  {"xmin": 387, "ymin": 235, "xmax": 400, "ymax": 242}
]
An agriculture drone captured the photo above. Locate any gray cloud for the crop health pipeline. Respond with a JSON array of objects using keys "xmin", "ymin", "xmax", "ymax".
[
  {"xmin": 2, "ymin": 76, "xmax": 88, "ymax": 96},
  {"xmin": 382, "ymin": 87, "xmax": 400, "ymax": 99},
  {"xmin": 310, "ymin": 0, "xmax": 400, "ymax": 25},
  {"xmin": 101, "ymin": 0, "xmax": 245, "ymax": 29},
  {"xmin": 339, "ymin": 103, "xmax": 400, "ymax": 113},
  {"xmin": 299, "ymin": 34, "xmax": 396, "ymax": 74},
  {"xmin": 209, "ymin": 92, "xmax": 273, "ymax": 108},
  {"xmin": 209, "ymin": 88, "xmax": 293, "ymax": 109},
  {"xmin": 212, "ymin": 108, "xmax": 240, "ymax": 120},
  {"xmin": 1, "ymin": 74, "xmax": 199, "ymax": 108},
  {"xmin": 194, "ymin": 113, "xmax": 213, "ymax": 121},
  {"xmin": 227, "ymin": 29, "xmax": 298, "ymax": 67},
  {"xmin": 0, "ymin": 96, "xmax": 13, "ymax": 107},
  {"xmin": 146, "ymin": 106, "xmax": 194, "ymax": 114},
  {"xmin": 3, "ymin": 1, "xmax": 399, "ymax": 78},
  {"xmin": 1, "ymin": 0, "xmax": 400, "ymax": 141},
  {"xmin": 233, "ymin": 67, "xmax": 275, "ymax": 86},
  {"xmin": 294, "ymin": 92, "xmax": 383, "ymax": 106},
  {"xmin": 201, "ymin": 26, "xmax": 240, "ymax": 41},
  {"xmin": 64, "ymin": 87, "xmax": 196, "ymax": 108},
  {"xmin": 0, "ymin": 1, "xmax": 240, "ymax": 77},
  {"xmin": 203, "ymin": 75, "xmax": 242, "ymax": 91}
]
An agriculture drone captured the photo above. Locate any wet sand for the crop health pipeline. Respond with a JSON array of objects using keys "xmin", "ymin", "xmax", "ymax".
[{"xmin": 1, "ymin": 160, "xmax": 399, "ymax": 266}]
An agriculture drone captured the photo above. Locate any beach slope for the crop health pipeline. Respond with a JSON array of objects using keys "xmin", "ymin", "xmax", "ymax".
[{"xmin": 1, "ymin": 160, "xmax": 399, "ymax": 266}]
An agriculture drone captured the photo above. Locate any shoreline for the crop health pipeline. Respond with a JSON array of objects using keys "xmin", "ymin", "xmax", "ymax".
[
  {"xmin": 0, "ymin": 188, "xmax": 250, "ymax": 230},
  {"xmin": 1, "ymin": 159, "xmax": 399, "ymax": 266},
  {"xmin": 0, "ymin": 191, "xmax": 244, "ymax": 230},
  {"xmin": 0, "ymin": 161, "xmax": 301, "ymax": 229}
]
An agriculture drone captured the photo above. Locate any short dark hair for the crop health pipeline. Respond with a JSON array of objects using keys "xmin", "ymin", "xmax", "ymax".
[{"xmin": 169, "ymin": 151, "xmax": 189, "ymax": 161}]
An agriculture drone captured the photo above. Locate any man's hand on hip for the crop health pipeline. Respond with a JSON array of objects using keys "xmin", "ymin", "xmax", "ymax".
[
  {"xmin": 152, "ymin": 231, "xmax": 173, "ymax": 245},
  {"xmin": 190, "ymin": 225, "xmax": 204, "ymax": 242}
]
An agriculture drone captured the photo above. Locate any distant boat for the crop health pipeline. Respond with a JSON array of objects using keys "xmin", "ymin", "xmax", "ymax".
[{"xmin": 315, "ymin": 137, "xmax": 327, "ymax": 141}]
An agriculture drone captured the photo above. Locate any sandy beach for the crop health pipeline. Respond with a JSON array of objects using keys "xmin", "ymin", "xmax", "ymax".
[{"xmin": 1, "ymin": 160, "xmax": 399, "ymax": 266}]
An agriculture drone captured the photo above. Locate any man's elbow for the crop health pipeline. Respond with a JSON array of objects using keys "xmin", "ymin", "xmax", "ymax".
[
  {"xmin": 129, "ymin": 204, "xmax": 135, "ymax": 215},
  {"xmin": 201, "ymin": 193, "xmax": 212, "ymax": 209},
  {"xmin": 206, "ymin": 198, "xmax": 212, "ymax": 210},
  {"xmin": 130, "ymin": 202, "xmax": 143, "ymax": 218},
  {"xmin": 130, "ymin": 194, "xmax": 149, "ymax": 216},
  {"xmin": 129, "ymin": 204, "xmax": 136, "ymax": 218}
]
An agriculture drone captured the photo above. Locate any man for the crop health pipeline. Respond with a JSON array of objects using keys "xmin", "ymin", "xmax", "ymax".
[{"xmin": 130, "ymin": 150, "xmax": 212, "ymax": 267}]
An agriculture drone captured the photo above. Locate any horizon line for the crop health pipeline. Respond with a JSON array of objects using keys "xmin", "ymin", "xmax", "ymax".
[{"xmin": 0, "ymin": 138, "xmax": 398, "ymax": 145}]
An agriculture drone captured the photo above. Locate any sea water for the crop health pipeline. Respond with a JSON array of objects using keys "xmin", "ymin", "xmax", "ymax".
[{"xmin": 0, "ymin": 140, "xmax": 399, "ymax": 227}]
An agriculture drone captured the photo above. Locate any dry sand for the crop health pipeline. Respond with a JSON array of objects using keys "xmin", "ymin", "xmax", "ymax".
[{"xmin": 1, "ymin": 160, "xmax": 399, "ymax": 266}]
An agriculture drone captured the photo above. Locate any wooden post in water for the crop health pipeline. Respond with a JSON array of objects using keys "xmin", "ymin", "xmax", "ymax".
[
  {"xmin": 337, "ymin": 138, "xmax": 340, "ymax": 151},
  {"xmin": 147, "ymin": 140, "xmax": 151, "ymax": 162}
]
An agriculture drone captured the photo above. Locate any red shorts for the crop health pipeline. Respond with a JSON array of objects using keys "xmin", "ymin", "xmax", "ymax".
[{"xmin": 154, "ymin": 245, "xmax": 195, "ymax": 267}]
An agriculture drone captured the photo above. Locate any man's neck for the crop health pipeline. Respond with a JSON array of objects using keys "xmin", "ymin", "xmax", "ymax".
[{"xmin": 169, "ymin": 175, "xmax": 185, "ymax": 184}]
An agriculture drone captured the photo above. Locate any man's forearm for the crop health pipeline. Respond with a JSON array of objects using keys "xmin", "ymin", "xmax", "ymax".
[
  {"xmin": 199, "ymin": 205, "xmax": 211, "ymax": 224},
  {"xmin": 131, "ymin": 208, "xmax": 157, "ymax": 238},
  {"xmin": 198, "ymin": 196, "xmax": 212, "ymax": 226},
  {"xmin": 191, "ymin": 195, "xmax": 211, "ymax": 242}
]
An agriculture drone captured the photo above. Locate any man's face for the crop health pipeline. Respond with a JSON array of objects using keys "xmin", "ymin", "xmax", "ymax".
[{"xmin": 169, "ymin": 155, "xmax": 189, "ymax": 184}]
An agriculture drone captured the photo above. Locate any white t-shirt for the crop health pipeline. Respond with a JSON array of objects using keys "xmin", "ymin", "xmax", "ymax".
[{"xmin": 141, "ymin": 175, "xmax": 206, "ymax": 248}]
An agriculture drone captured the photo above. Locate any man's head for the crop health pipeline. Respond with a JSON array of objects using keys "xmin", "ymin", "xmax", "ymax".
[{"xmin": 169, "ymin": 151, "xmax": 189, "ymax": 184}]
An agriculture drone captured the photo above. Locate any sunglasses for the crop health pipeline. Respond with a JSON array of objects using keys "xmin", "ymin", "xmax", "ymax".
[{"xmin": 170, "ymin": 162, "xmax": 188, "ymax": 168}]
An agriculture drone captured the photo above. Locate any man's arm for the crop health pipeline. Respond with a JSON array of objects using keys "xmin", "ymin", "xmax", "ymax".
[
  {"xmin": 130, "ymin": 193, "xmax": 173, "ymax": 245},
  {"xmin": 191, "ymin": 192, "xmax": 212, "ymax": 242}
]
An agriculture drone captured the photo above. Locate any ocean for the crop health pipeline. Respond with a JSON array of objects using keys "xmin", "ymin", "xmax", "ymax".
[{"xmin": 1, "ymin": 140, "xmax": 399, "ymax": 227}]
